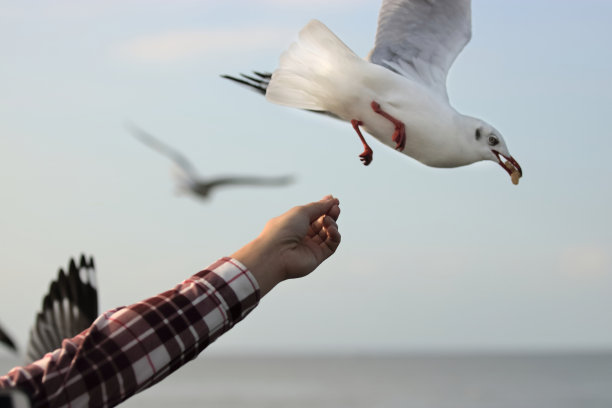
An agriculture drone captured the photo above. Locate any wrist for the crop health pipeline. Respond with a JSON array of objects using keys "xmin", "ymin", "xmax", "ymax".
[{"xmin": 231, "ymin": 237, "xmax": 285, "ymax": 297}]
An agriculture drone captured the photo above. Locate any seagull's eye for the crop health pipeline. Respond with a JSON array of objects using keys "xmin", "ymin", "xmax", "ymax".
[
  {"xmin": 475, "ymin": 128, "xmax": 482, "ymax": 140},
  {"xmin": 488, "ymin": 136, "xmax": 499, "ymax": 146}
]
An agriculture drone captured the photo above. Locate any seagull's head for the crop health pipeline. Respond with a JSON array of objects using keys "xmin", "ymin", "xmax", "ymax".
[{"xmin": 469, "ymin": 119, "xmax": 522, "ymax": 184}]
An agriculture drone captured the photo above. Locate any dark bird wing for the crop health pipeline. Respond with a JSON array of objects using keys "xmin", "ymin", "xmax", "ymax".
[
  {"xmin": 0, "ymin": 322, "xmax": 17, "ymax": 353},
  {"xmin": 368, "ymin": 0, "xmax": 472, "ymax": 101},
  {"xmin": 128, "ymin": 123, "xmax": 199, "ymax": 179},
  {"xmin": 25, "ymin": 255, "xmax": 98, "ymax": 363},
  {"xmin": 203, "ymin": 175, "xmax": 294, "ymax": 191}
]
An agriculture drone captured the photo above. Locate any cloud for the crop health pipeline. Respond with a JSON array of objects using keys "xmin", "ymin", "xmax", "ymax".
[
  {"xmin": 559, "ymin": 245, "xmax": 612, "ymax": 278},
  {"xmin": 257, "ymin": 0, "xmax": 368, "ymax": 4},
  {"xmin": 2, "ymin": 0, "xmax": 372, "ymax": 21},
  {"xmin": 117, "ymin": 27, "xmax": 294, "ymax": 62}
]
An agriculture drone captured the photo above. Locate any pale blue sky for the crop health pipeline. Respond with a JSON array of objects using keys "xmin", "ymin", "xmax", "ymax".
[{"xmin": 0, "ymin": 0, "xmax": 611, "ymax": 356}]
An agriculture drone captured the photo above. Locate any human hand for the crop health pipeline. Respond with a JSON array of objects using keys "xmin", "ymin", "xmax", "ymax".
[{"xmin": 232, "ymin": 195, "xmax": 341, "ymax": 296}]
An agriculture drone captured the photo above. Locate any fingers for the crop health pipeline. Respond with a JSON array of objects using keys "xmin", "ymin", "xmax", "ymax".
[
  {"xmin": 307, "ymin": 214, "xmax": 327, "ymax": 243},
  {"xmin": 327, "ymin": 202, "xmax": 341, "ymax": 222},
  {"xmin": 313, "ymin": 215, "xmax": 339, "ymax": 244},
  {"xmin": 301, "ymin": 196, "xmax": 340, "ymax": 223},
  {"xmin": 298, "ymin": 195, "xmax": 341, "ymax": 256},
  {"xmin": 322, "ymin": 215, "xmax": 341, "ymax": 253},
  {"xmin": 308, "ymin": 212, "xmax": 340, "ymax": 249},
  {"xmin": 322, "ymin": 195, "xmax": 340, "ymax": 222}
]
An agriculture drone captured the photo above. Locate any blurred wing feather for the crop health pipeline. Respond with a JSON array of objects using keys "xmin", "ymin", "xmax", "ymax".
[
  {"xmin": 128, "ymin": 124, "xmax": 199, "ymax": 179},
  {"xmin": 205, "ymin": 175, "xmax": 294, "ymax": 190}
]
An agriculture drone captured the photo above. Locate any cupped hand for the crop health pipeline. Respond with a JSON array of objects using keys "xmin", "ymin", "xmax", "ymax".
[{"xmin": 232, "ymin": 196, "xmax": 341, "ymax": 296}]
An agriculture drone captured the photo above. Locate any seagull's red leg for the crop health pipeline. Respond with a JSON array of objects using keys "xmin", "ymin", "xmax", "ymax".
[
  {"xmin": 371, "ymin": 101, "xmax": 406, "ymax": 151},
  {"xmin": 351, "ymin": 119, "xmax": 373, "ymax": 166}
]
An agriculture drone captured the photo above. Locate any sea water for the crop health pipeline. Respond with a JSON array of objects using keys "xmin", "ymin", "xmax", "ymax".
[{"xmin": 2, "ymin": 353, "xmax": 612, "ymax": 407}]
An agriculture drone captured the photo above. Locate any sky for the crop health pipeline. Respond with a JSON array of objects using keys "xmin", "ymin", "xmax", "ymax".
[{"xmin": 0, "ymin": 0, "xmax": 611, "ymax": 357}]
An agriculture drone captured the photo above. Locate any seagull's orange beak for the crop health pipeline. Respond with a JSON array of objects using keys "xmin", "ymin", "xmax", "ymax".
[{"xmin": 493, "ymin": 150, "xmax": 522, "ymax": 178}]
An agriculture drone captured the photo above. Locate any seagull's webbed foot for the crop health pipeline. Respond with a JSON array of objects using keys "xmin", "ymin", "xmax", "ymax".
[
  {"xmin": 359, "ymin": 147, "xmax": 373, "ymax": 165},
  {"xmin": 351, "ymin": 119, "xmax": 373, "ymax": 166},
  {"xmin": 371, "ymin": 101, "xmax": 406, "ymax": 152}
]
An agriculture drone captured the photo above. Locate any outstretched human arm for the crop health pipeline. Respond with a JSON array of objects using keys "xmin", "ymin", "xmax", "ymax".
[
  {"xmin": 0, "ymin": 196, "xmax": 341, "ymax": 408},
  {"xmin": 233, "ymin": 195, "xmax": 341, "ymax": 296}
]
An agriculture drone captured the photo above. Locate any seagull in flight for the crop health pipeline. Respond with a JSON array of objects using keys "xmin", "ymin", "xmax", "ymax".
[
  {"xmin": 223, "ymin": 0, "xmax": 522, "ymax": 184},
  {"xmin": 128, "ymin": 124, "xmax": 294, "ymax": 199},
  {"xmin": 0, "ymin": 255, "xmax": 98, "ymax": 363}
]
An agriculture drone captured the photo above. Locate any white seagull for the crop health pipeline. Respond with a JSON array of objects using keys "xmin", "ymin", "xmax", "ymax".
[
  {"xmin": 0, "ymin": 255, "xmax": 98, "ymax": 363},
  {"xmin": 223, "ymin": 0, "xmax": 522, "ymax": 184},
  {"xmin": 128, "ymin": 124, "xmax": 294, "ymax": 199}
]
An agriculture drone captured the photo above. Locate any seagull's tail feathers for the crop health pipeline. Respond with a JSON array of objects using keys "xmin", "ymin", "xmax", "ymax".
[{"xmin": 266, "ymin": 19, "xmax": 362, "ymax": 111}]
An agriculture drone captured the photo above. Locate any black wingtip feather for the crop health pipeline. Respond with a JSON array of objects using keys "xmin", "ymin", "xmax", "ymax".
[
  {"xmin": 221, "ymin": 71, "xmax": 269, "ymax": 95},
  {"xmin": 222, "ymin": 70, "xmax": 341, "ymax": 121},
  {"xmin": 0, "ymin": 324, "xmax": 18, "ymax": 352},
  {"xmin": 79, "ymin": 254, "xmax": 94, "ymax": 270},
  {"xmin": 25, "ymin": 254, "xmax": 100, "ymax": 362}
]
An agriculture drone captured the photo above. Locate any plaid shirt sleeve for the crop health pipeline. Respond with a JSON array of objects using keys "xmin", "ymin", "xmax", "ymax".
[{"xmin": 0, "ymin": 257, "xmax": 260, "ymax": 408}]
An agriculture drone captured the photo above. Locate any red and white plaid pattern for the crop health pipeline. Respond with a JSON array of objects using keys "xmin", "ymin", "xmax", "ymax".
[{"xmin": 0, "ymin": 257, "xmax": 260, "ymax": 408}]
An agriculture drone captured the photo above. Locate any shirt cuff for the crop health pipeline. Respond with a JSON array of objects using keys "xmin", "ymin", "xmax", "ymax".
[{"xmin": 195, "ymin": 257, "xmax": 261, "ymax": 324}]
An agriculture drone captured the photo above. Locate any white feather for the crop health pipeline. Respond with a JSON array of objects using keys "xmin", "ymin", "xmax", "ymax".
[{"xmin": 266, "ymin": 19, "xmax": 363, "ymax": 111}]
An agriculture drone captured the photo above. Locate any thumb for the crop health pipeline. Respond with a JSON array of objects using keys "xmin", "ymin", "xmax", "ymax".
[{"xmin": 301, "ymin": 196, "xmax": 339, "ymax": 223}]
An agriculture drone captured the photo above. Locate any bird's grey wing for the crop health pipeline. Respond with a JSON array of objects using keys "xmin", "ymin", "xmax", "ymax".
[
  {"xmin": 368, "ymin": 0, "xmax": 471, "ymax": 100},
  {"xmin": 204, "ymin": 175, "xmax": 294, "ymax": 190},
  {"xmin": 128, "ymin": 123, "xmax": 199, "ymax": 179},
  {"xmin": 222, "ymin": 72, "xmax": 342, "ymax": 120},
  {"xmin": 25, "ymin": 255, "xmax": 98, "ymax": 363},
  {"xmin": 0, "ymin": 322, "xmax": 17, "ymax": 353}
]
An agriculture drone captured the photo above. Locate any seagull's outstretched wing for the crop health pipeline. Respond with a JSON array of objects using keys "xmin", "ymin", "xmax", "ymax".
[
  {"xmin": 25, "ymin": 255, "xmax": 98, "ymax": 363},
  {"xmin": 0, "ymin": 322, "xmax": 17, "ymax": 353},
  {"xmin": 128, "ymin": 123, "xmax": 200, "ymax": 180},
  {"xmin": 368, "ymin": 0, "xmax": 471, "ymax": 100},
  {"xmin": 204, "ymin": 175, "xmax": 294, "ymax": 191}
]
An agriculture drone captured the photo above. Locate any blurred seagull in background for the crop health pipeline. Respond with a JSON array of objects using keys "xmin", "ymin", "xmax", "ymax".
[
  {"xmin": 128, "ymin": 124, "xmax": 294, "ymax": 199},
  {"xmin": 0, "ymin": 255, "xmax": 98, "ymax": 363},
  {"xmin": 223, "ymin": 0, "xmax": 522, "ymax": 184}
]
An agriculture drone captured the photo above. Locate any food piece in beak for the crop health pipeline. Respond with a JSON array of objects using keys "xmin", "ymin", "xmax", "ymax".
[
  {"xmin": 504, "ymin": 161, "xmax": 521, "ymax": 185},
  {"xmin": 493, "ymin": 150, "xmax": 523, "ymax": 186}
]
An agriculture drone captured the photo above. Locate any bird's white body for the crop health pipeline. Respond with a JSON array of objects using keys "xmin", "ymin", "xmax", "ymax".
[
  {"xmin": 325, "ymin": 61, "xmax": 475, "ymax": 168},
  {"xmin": 266, "ymin": 19, "xmax": 481, "ymax": 168}
]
